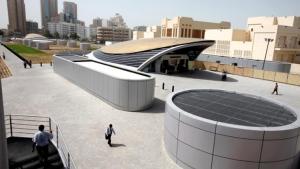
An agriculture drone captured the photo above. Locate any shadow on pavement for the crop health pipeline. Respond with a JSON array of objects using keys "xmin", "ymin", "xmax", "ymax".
[
  {"xmin": 140, "ymin": 98, "xmax": 165, "ymax": 114},
  {"xmin": 111, "ymin": 143, "xmax": 126, "ymax": 147},
  {"xmin": 164, "ymin": 70, "xmax": 238, "ymax": 82}
]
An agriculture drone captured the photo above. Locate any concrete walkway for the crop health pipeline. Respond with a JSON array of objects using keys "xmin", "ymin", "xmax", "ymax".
[{"xmin": 1, "ymin": 44, "xmax": 300, "ymax": 169}]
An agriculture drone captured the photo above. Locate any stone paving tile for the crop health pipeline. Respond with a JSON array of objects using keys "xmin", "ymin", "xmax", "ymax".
[{"xmin": 1, "ymin": 44, "xmax": 300, "ymax": 169}]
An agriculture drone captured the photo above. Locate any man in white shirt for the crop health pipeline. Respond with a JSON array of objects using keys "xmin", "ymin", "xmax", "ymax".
[
  {"xmin": 106, "ymin": 124, "xmax": 116, "ymax": 147},
  {"xmin": 33, "ymin": 125, "xmax": 53, "ymax": 167}
]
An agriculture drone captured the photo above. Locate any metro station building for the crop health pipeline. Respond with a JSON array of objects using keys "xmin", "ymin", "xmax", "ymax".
[{"xmin": 89, "ymin": 38, "xmax": 214, "ymax": 73}]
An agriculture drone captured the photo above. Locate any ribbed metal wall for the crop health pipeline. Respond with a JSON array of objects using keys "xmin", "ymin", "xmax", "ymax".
[{"xmin": 53, "ymin": 56, "xmax": 155, "ymax": 111}]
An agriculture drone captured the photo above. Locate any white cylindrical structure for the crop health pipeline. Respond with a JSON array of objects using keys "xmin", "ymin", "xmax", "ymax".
[
  {"xmin": 80, "ymin": 43, "xmax": 91, "ymax": 51},
  {"xmin": 0, "ymin": 80, "xmax": 9, "ymax": 169},
  {"xmin": 67, "ymin": 40, "xmax": 77, "ymax": 48},
  {"xmin": 22, "ymin": 39, "xmax": 32, "ymax": 46},
  {"xmin": 36, "ymin": 42, "xmax": 50, "ymax": 50},
  {"xmin": 165, "ymin": 89, "xmax": 300, "ymax": 169},
  {"xmin": 29, "ymin": 41, "xmax": 37, "ymax": 48},
  {"xmin": 48, "ymin": 39, "xmax": 57, "ymax": 45},
  {"xmin": 57, "ymin": 40, "xmax": 67, "ymax": 46}
]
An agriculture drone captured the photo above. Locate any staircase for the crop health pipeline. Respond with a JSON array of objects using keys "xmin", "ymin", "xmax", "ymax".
[
  {"xmin": 5, "ymin": 115, "xmax": 77, "ymax": 169},
  {"xmin": 8, "ymin": 137, "xmax": 64, "ymax": 169}
]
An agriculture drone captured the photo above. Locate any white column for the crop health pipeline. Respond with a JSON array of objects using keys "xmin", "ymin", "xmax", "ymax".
[{"xmin": 0, "ymin": 79, "xmax": 9, "ymax": 169}]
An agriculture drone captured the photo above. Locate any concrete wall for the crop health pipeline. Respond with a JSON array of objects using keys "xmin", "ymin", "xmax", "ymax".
[
  {"xmin": 198, "ymin": 60, "xmax": 300, "ymax": 86},
  {"xmin": 53, "ymin": 56, "xmax": 155, "ymax": 111},
  {"xmin": 133, "ymin": 31, "xmax": 144, "ymax": 40},
  {"xmin": 165, "ymin": 89, "xmax": 300, "ymax": 169},
  {"xmin": 198, "ymin": 54, "xmax": 292, "ymax": 73}
]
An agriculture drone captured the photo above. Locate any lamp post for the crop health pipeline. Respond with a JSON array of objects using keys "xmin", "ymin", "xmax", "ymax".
[{"xmin": 262, "ymin": 38, "xmax": 274, "ymax": 70}]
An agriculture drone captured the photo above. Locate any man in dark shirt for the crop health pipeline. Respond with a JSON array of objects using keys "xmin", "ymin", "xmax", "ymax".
[
  {"xmin": 106, "ymin": 124, "xmax": 116, "ymax": 147},
  {"xmin": 272, "ymin": 82, "xmax": 278, "ymax": 95}
]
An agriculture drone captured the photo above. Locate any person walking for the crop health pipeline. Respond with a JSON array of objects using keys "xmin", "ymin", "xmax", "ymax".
[
  {"xmin": 33, "ymin": 125, "xmax": 53, "ymax": 168},
  {"xmin": 272, "ymin": 82, "xmax": 279, "ymax": 95},
  {"xmin": 105, "ymin": 124, "xmax": 116, "ymax": 147},
  {"xmin": 2, "ymin": 52, "xmax": 5, "ymax": 60}
]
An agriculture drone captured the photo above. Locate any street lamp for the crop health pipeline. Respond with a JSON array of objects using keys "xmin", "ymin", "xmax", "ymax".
[{"xmin": 262, "ymin": 38, "xmax": 274, "ymax": 70}]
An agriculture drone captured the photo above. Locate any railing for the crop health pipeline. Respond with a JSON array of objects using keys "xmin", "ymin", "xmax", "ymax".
[{"xmin": 4, "ymin": 114, "xmax": 77, "ymax": 169}]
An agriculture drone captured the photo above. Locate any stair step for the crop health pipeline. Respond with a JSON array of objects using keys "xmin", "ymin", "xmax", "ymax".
[
  {"xmin": 49, "ymin": 161, "xmax": 65, "ymax": 169},
  {"xmin": 22, "ymin": 160, "xmax": 42, "ymax": 169},
  {"xmin": 48, "ymin": 154, "xmax": 61, "ymax": 163},
  {"xmin": 10, "ymin": 153, "xmax": 39, "ymax": 168}
]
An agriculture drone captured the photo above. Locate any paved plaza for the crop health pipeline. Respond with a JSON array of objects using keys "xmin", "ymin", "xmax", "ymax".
[{"xmin": 1, "ymin": 44, "xmax": 300, "ymax": 169}]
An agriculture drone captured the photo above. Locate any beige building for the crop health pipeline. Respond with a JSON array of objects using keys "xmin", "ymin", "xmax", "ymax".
[
  {"xmin": 161, "ymin": 16, "xmax": 230, "ymax": 38},
  {"xmin": 204, "ymin": 16, "xmax": 300, "ymax": 64},
  {"xmin": 97, "ymin": 27, "xmax": 130, "ymax": 42},
  {"xmin": 133, "ymin": 26, "xmax": 161, "ymax": 40},
  {"xmin": 7, "ymin": 0, "xmax": 27, "ymax": 35}
]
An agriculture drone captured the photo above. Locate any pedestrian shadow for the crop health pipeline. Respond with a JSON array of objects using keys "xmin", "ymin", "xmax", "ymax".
[
  {"xmin": 111, "ymin": 143, "xmax": 126, "ymax": 147},
  {"xmin": 273, "ymin": 93, "xmax": 283, "ymax": 96}
]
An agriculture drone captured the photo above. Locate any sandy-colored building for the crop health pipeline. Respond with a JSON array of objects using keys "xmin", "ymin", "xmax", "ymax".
[
  {"xmin": 203, "ymin": 16, "xmax": 300, "ymax": 64},
  {"xmin": 7, "ymin": 0, "xmax": 27, "ymax": 35},
  {"xmin": 161, "ymin": 16, "xmax": 230, "ymax": 38},
  {"xmin": 96, "ymin": 27, "xmax": 130, "ymax": 42},
  {"xmin": 133, "ymin": 26, "xmax": 161, "ymax": 40}
]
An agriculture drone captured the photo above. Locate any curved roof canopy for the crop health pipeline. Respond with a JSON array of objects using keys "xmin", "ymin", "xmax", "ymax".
[
  {"xmin": 24, "ymin": 33, "xmax": 48, "ymax": 40},
  {"xmin": 93, "ymin": 38, "xmax": 214, "ymax": 70},
  {"xmin": 100, "ymin": 38, "xmax": 206, "ymax": 54}
]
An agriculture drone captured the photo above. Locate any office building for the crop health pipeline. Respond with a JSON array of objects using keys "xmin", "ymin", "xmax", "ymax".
[
  {"xmin": 7, "ymin": 0, "xmax": 26, "ymax": 35},
  {"xmin": 161, "ymin": 16, "xmax": 230, "ymax": 38},
  {"xmin": 96, "ymin": 27, "xmax": 130, "ymax": 42},
  {"xmin": 91, "ymin": 18, "xmax": 103, "ymax": 27},
  {"xmin": 133, "ymin": 26, "xmax": 161, "ymax": 40},
  {"xmin": 133, "ymin": 26, "xmax": 147, "ymax": 32},
  {"xmin": 110, "ymin": 13, "xmax": 127, "ymax": 28},
  {"xmin": 40, "ymin": 0, "xmax": 58, "ymax": 29},
  {"xmin": 50, "ymin": 12, "xmax": 65, "ymax": 23},
  {"xmin": 89, "ymin": 18, "xmax": 104, "ymax": 40},
  {"xmin": 63, "ymin": 1, "xmax": 77, "ymax": 23},
  {"xmin": 48, "ymin": 21, "xmax": 86, "ymax": 39},
  {"xmin": 203, "ymin": 16, "xmax": 300, "ymax": 64},
  {"xmin": 26, "ymin": 21, "xmax": 38, "ymax": 33},
  {"xmin": 48, "ymin": 22, "xmax": 75, "ymax": 38}
]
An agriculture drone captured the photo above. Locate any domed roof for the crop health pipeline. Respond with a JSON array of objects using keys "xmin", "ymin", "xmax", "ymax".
[{"xmin": 24, "ymin": 33, "xmax": 48, "ymax": 40}]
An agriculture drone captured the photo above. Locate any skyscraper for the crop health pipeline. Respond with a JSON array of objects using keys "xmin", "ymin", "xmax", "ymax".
[
  {"xmin": 7, "ymin": 0, "xmax": 26, "ymax": 35},
  {"xmin": 63, "ymin": 1, "xmax": 77, "ymax": 23},
  {"xmin": 40, "ymin": 0, "xmax": 58, "ymax": 29}
]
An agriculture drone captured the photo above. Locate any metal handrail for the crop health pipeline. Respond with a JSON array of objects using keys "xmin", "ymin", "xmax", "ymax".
[
  {"xmin": 51, "ymin": 118, "xmax": 77, "ymax": 169},
  {"xmin": 4, "ymin": 114, "xmax": 77, "ymax": 169}
]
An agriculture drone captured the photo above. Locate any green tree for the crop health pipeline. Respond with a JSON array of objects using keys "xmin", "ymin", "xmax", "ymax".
[
  {"xmin": 69, "ymin": 33, "xmax": 79, "ymax": 40},
  {"xmin": 43, "ymin": 30, "xmax": 53, "ymax": 38},
  {"xmin": 53, "ymin": 32, "xmax": 60, "ymax": 39},
  {"xmin": 0, "ymin": 30, "xmax": 4, "ymax": 36}
]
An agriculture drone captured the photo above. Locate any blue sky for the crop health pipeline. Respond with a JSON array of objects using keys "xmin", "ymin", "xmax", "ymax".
[{"xmin": 1, "ymin": 0, "xmax": 300, "ymax": 29}]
